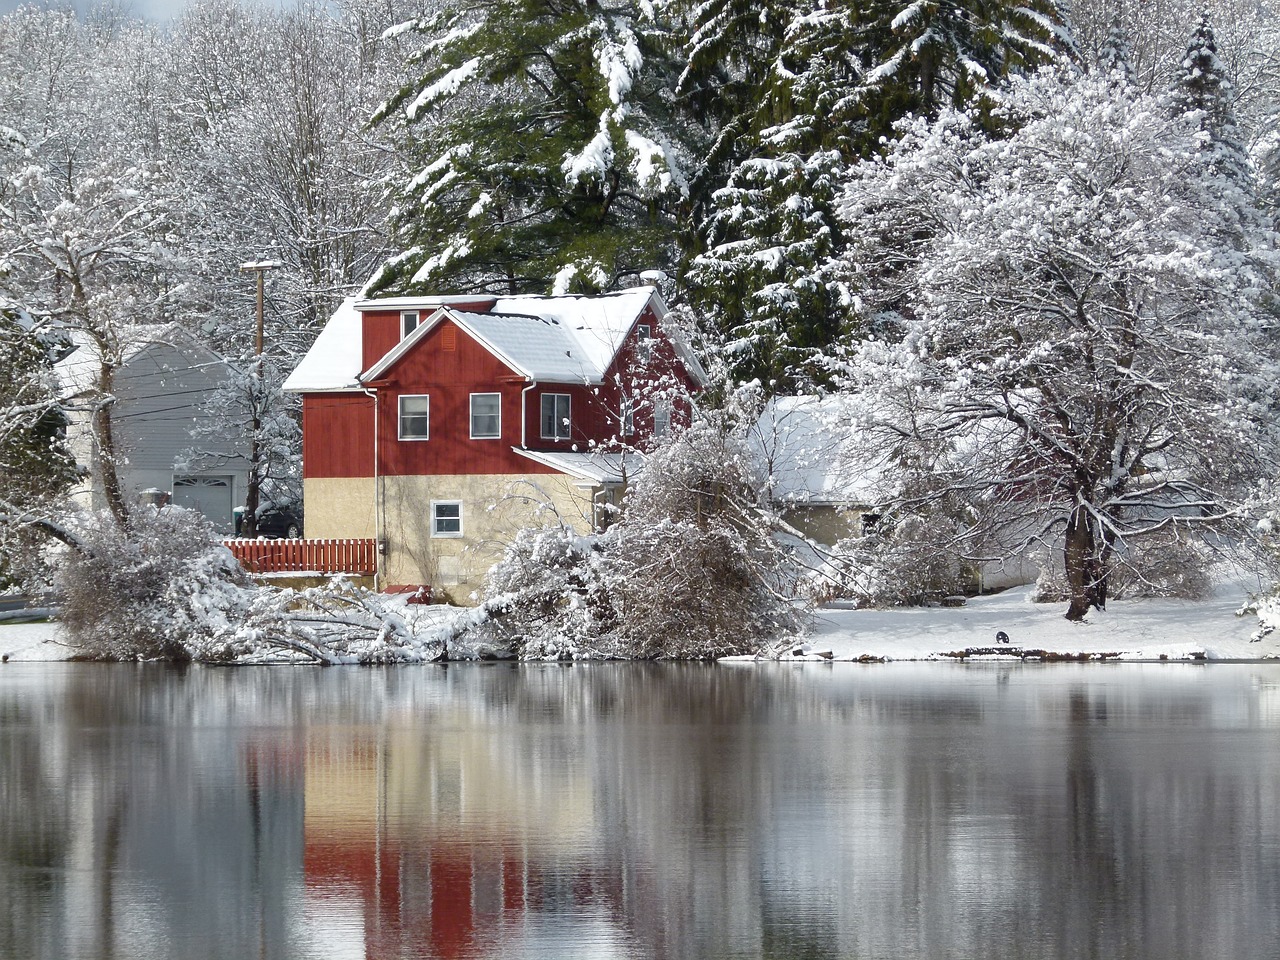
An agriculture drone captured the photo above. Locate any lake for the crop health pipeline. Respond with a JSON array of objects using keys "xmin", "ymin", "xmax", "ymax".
[{"xmin": 2, "ymin": 662, "xmax": 1279, "ymax": 959}]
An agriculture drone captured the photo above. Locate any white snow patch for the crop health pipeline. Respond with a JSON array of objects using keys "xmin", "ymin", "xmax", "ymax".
[
  {"xmin": 563, "ymin": 117, "xmax": 614, "ymax": 183},
  {"xmin": 406, "ymin": 58, "xmax": 481, "ymax": 120}
]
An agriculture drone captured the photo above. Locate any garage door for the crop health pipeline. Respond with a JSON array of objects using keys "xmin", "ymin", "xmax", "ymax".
[{"xmin": 172, "ymin": 476, "xmax": 234, "ymax": 532}]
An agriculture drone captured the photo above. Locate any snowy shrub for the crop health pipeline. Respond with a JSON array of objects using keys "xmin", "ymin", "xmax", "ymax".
[
  {"xmin": 1031, "ymin": 534, "xmax": 1213, "ymax": 605},
  {"xmin": 230, "ymin": 578, "xmax": 449, "ymax": 664},
  {"xmin": 480, "ymin": 420, "xmax": 805, "ymax": 659},
  {"xmin": 837, "ymin": 511, "xmax": 978, "ymax": 607},
  {"xmin": 55, "ymin": 507, "xmax": 451, "ymax": 663},
  {"xmin": 56, "ymin": 506, "xmax": 252, "ymax": 660},
  {"xmin": 1029, "ymin": 553, "xmax": 1070, "ymax": 604},
  {"xmin": 1107, "ymin": 536, "xmax": 1213, "ymax": 601},
  {"xmin": 468, "ymin": 526, "xmax": 611, "ymax": 659}
]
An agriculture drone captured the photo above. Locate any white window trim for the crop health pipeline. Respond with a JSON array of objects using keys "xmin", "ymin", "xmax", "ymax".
[
  {"xmin": 470, "ymin": 392, "xmax": 502, "ymax": 439},
  {"xmin": 654, "ymin": 399, "xmax": 672, "ymax": 438},
  {"xmin": 636, "ymin": 323, "xmax": 652, "ymax": 340},
  {"xmin": 431, "ymin": 500, "xmax": 463, "ymax": 538},
  {"xmin": 401, "ymin": 310, "xmax": 420, "ymax": 339},
  {"xmin": 620, "ymin": 395, "xmax": 635, "ymax": 437},
  {"xmin": 541, "ymin": 393, "xmax": 572, "ymax": 440},
  {"xmin": 398, "ymin": 394, "xmax": 430, "ymax": 441}
]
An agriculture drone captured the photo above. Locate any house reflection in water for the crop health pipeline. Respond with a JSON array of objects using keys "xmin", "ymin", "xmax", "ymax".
[{"xmin": 295, "ymin": 715, "xmax": 639, "ymax": 959}]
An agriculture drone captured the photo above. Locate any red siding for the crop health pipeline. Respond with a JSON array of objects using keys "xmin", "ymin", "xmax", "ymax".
[
  {"xmin": 362, "ymin": 310, "xmax": 401, "ymax": 372},
  {"xmin": 314, "ymin": 298, "xmax": 700, "ymax": 482},
  {"xmin": 302, "ymin": 393, "xmax": 375, "ymax": 478},
  {"xmin": 376, "ymin": 319, "xmax": 559, "ymax": 476},
  {"xmin": 599, "ymin": 304, "xmax": 701, "ymax": 440}
]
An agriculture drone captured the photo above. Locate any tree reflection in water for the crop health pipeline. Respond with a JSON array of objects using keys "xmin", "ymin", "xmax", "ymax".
[{"xmin": 2, "ymin": 663, "xmax": 1279, "ymax": 959}]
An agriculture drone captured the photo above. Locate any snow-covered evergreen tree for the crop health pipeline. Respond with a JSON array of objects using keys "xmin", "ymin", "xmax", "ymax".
[
  {"xmin": 688, "ymin": 150, "xmax": 850, "ymax": 388},
  {"xmin": 1173, "ymin": 12, "xmax": 1251, "ymax": 182},
  {"xmin": 369, "ymin": 0, "xmax": 691, "ymax": 296},
  {"xmin": 839, "ymin": 63, "xmax": 1280, "ymax": 621},
  {"xmin": 858, "ymin": 0, "xmax": 1069, "ymax": 118},
  {"xmin": 683, "ymin": 0, "xmax": 860, "ymax": 389}
]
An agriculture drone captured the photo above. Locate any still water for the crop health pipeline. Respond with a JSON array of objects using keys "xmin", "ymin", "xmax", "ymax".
[{"xmin": 2, "ymin": 662, "xmax": 1280, "ymax": 960}]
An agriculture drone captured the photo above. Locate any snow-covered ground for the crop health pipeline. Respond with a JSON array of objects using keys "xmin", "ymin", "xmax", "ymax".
[
  {"xmin": 2, "ymin": 584, "xmax": 1276, "ymax": 663},
  {"xmin": 784, "ymin": 584, "xmax": 1277, "ymax": 663}
]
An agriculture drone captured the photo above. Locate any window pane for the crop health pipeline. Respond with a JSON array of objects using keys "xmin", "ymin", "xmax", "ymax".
[
  {"xmin": 399, "ymin": 395, "xmax": 429, "ymax": 439},
  {"xmin": 433, "ymin": 502, "xmax": 461, "ymax": 535},
  {"xmin": 401, "ymin": 311, "xmax": 419, "ymax": 338},
  {"xmin": 621, "ymin": 397, "xmax": 634, "ymax": 436},
  {"xmin": 541, "ymin": 394, "xmax": 570, "ymax": 439},
  {"xmin": 655, "ymin": 401, "xmax": 671, "ymax": 437},
  {"xmin": 471, "ymin": 394, "xmax": 501, "ymax": 438}
]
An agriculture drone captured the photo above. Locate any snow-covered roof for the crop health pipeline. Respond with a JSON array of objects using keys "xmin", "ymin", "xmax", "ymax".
[
  {"xmin": 53, "ymin": 322, "xmax": 225, "ymax": 400},
  {"xmin": 286, "ymin": 285, "xmax": 704, "ymax": 392},
  {"xmin": 486, "ymin": 287, "xmax": 656, "ymax": 379},
  {"xmin": 753, "ymin": 395, "xmax": 880, "ymax": 506},
  {"xmin": 282, "ymin": 297, "xmax": 363, "ymax": 392},
  {"xmin": 512, "ymin": 447, "xmax": 643, "ymax": 484}
]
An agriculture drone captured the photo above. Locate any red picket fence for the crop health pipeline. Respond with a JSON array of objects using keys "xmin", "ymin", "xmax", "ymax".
[{"xmin": 222, "ymin": 538, "xmax": 377, "ymax": 576}]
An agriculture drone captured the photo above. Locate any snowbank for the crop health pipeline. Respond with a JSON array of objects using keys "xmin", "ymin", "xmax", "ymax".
[{"xmin": 4, "ymin": 583, "xmax": 1278, "ymax": 664}]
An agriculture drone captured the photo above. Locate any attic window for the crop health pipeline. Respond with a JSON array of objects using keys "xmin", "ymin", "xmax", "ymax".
[
  {"xmin": 637, "ymin": 323, "xmax": 653, "ymax": 360},
  {"xmin": 401, "ymin": 311, "xmax": 419, "ymax": 339},
  {"xmin": 620, "ymin": 395, "xmax": 635, "ymax": 437},
  {"xmin": 442, "ymin": 326, "xmax": 457, "ymax": 351}
]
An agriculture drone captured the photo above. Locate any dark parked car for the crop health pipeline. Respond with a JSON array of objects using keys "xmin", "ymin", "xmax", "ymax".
[{"xmin": 235, "ymin": 502, "xmax": 303, "ymax": 539}]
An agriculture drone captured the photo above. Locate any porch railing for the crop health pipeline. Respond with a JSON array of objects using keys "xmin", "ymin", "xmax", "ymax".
[{"xmin": 222, "ymin": 538, "xmax": 377, "ymax": 577}]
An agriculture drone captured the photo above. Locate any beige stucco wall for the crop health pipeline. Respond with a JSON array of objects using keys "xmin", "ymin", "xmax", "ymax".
[
  {"xmin": 781, "ymin": 504, "xmax": 863, "ymax": 546},
  {"xmin": 302, "ymin": 477, "xmax": 378, "ymax": 539},
  {"xmin": 304, "ymin": 473, "xmax": 602, "ymax": 603},
  {"xmin": 381, "ymin": 473, "xmax": 599, "ymax": 602}
]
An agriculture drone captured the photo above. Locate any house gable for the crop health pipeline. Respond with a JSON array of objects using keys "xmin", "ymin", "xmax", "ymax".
[{"xmin": 371, "ymin": 317, "xmax": 560, "ymax": 478}]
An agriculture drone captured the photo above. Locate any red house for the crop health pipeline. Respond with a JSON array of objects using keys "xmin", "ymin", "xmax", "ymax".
[{"xmin": 283, "ymin": 285, "xmax": 705, "ymax": 600}]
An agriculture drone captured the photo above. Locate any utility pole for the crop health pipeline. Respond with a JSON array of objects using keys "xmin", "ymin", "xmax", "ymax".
[{"xmin": 238, "ymin": 260, "xmax": 282, "ymax": 538}]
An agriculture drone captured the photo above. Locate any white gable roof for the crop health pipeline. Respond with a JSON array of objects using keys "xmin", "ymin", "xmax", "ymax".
[
  {"xmin": 286, "ymin": 285, "xmax": 705, "ymax": 392},
  {"xmin": 487, "ymin": 287, "xmax": 656, "ymax": 379},
  {"xmin": 362, "ymin": 305, "xmax": 606, "ymax": 384},
  {"xmin": 54, "ymin": 322, "xmax": 227, "ymax": 400},
  {"xmin": 282, "ymin": 297, "xmax": 362, "ymax": 392}
]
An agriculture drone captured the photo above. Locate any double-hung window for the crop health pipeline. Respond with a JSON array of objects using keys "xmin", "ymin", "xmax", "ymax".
[
  {"xmin": 636, "ymin": 323, "xmax": 653, "ymax": 360},
  {"xmin": 654, "ymin": 399, "xmax": 672, "ymax": 438},
  {"xmin": 401, "ymin": 310, "xmax": 420, "ymax": 339},
  {"xmin": 541, "ymin": 393, "xmax": 571, "ymax": 440},
  {"xmin": 432, "ymin": 501, "xmax": 462, "ymax": 537},
  {"xmin": 470, "ymin": 393, "xmax": 501, "ymax": 439},
  {"xmin": 398, "ymin": 394, "xmax": 430, "ymax": 440}
]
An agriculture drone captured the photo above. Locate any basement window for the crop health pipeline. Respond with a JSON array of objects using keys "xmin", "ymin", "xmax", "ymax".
[{"xmin": 432, "ymin": 501, "xmax": 462, "ymax": 537}]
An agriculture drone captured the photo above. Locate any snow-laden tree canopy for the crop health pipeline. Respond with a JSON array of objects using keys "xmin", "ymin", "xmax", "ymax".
[
  {"xmin": 839, "ymin": 62, "xmax": 1280, "ymax": 620},
  {"xmin": 369, "ymin": 0, "xmax": 691, "ymax": 296}
]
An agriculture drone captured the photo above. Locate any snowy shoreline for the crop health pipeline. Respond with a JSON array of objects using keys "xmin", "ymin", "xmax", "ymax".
[{"xmin": 3, "ymin": 585, "xmax": 1279, "ymax": 665}]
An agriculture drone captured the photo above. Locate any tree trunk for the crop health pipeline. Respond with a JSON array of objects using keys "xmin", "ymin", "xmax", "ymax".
[
  {"xmin": 1063, "ymin": 505, "xmax": 1093, "ymax": 622},
  {"xmin": 92, "ymin": 363, "xmax": 130, "ymax": 530}
]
